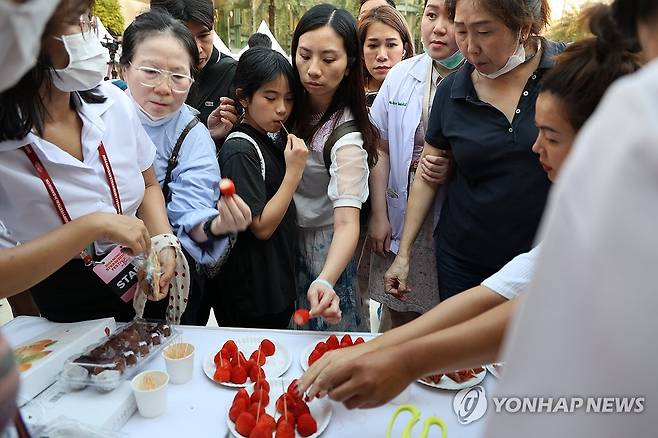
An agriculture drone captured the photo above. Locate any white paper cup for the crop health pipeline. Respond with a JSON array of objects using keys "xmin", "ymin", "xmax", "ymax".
[
  {"xmin": 163, "ymin": 342, "xmax": 195, "ymax": 384},
  {"xmin": 131, "ymin": 370, "xmax": 169, "ymax": 418}
]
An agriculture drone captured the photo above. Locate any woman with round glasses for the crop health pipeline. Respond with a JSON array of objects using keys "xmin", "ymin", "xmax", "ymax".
[{"xmin": 120, "ymin": 10, "xmax": 252, "ymax": 325}]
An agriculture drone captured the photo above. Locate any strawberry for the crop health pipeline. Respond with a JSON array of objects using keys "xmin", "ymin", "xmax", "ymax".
[
  {"xmin": 250, "ymin": 389, "xmax": 270, "ymax": 407},
  {"xmin": 249, "ymin": 365, "xmax": 266, "ymax": 383},
  {"xmin": 254, "ymin": 379, "xmax": 270, "ymax": 393},
  {"xmin": 213, "ymin": 364, "xmax": 231, "ymax": 383},
  {"xmin": 235, "ymin": 411, "xmax": 257, "ymax": 437},
  {"xmin": 315, "ymin": 341, "xmax": 327, "ymax": 353},
  {"xmin": 233, "ymin": 388, "xmax": 250, "ymax": 404},
  {"xmin": 214, "ymin": 350, "xmax": 225, "ymax": 366},
  {"xmin": 296, "ymin": 413, "xmax": 317, "ymax": 437},
  {"xmin": 223, "ymin": 340, "xmax": 238, "ymax": 353},
  {"xmin": 259, "ymin": 339, "xmax": 276, "ymax": 357},
  {"xmin": 250, "ymin": 350, "xmax": 266, "ymax": 366},
  {"xmin": 220, "ymin": 178, "xmax": 236, "ymax": 197},
  {"xmin": 326, "ymin": 335, "xmax": 339, "ymax": 350},
  {"xmin": 286, "ymin": 379, "xmax": 300, "ymax": 399},
  {"xmin": 353, "ymin": 337, "xmax": 365, "ymax": 345},
  {"xmin": 276, "ymin": 412, "xmax": 295, "ymax": 427},
  {"xmin": 292, "ymin": 308, "xmax": 310, "ymax": 325},
  {"xmin": 229, "ymin": 398, "xmax": 249, "ymax": 422},
  {"xmin": 308, "ymin": 349, "xmax": 323, "ymax": 366},
  {"xmin": 292, "ymin": 400, "xmax": 310, "ymax": 418},
  {"xmin": 276, "ymin": 393, "xmax": 296, "ymax": 414},
  {"xmin": 257, "ymin": 413, "xmax": 276, "ymax": 430},
  {"xmin": 245, "ymin": 359, "xmax": 256, "ymax": 376},
  {"xmin": 249, "ymin": 424, "xmax": 273, "ymax": 438},
  {"xmin": 230, "ymin": 365, "xmax": 248, "ymax": 384},
  {"xmin": 275, "ymin": 420, "xmax": 295, "ymax": 438},
  {"xmin": 249, "ymin": 401, "xmax": 266, "ymax": 418},
  {"xmin": 340, "ymin": 334, "xmax": 353, "ymax": 348}
]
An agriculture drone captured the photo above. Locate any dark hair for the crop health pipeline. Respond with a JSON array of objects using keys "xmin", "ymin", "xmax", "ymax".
[
  {"xmin": 360, "ymin": 0, "xmax": 396, "ymax": 7},
  {"xmin": 290, "ymin": 4, "xmax": 379, "ymax": 167},
  {"xmin": 248, "ymin": 33, "xmax": 272, "ymax": 49},
  {"xmin": 0, "ymin": 0, "xmax": 103, "ymax": 141},
  {"xmin": 612, "ymin": 0, "xmax": 658, "ymax": 41},
  {"xmin": 447, "ymin": 0, "xmax": 551, "ymax": 36},
  {"xmin": 119, "ymin": 10, "xmax": 199, "ymax": 79},
  {"xmin": 358, "ymin": 5, "xmax": 414, "ymax": 84},
  {"xmin": 541, "ymin": 4, "xmax": 642, "ymax": 131},
  {"xmin": 149, "ymin": 0, "xmax": 214, "ymax": 30},
  {"xmin": 234, "ymin": 47, "xmax": 298, "ymax": 115}
]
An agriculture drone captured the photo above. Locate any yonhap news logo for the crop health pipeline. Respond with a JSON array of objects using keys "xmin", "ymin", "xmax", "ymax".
[
  {"xmin": 452, "ymin": 387, "xmax": 645, "ymax": 425},
  {"xmin": 453, "ymin": 386, "xmax": 488, "ymax": 425}
]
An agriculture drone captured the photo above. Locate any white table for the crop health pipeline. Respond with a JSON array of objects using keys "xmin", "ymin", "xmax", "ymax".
[{"xmin": 3, "ymin": 318, "xmax": 491, "ymax": 438}]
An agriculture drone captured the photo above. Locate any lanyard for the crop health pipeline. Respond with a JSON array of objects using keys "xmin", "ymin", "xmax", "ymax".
[{"xmin": 21, "ymin": 143, "xmax": 123, "ymax": 265}]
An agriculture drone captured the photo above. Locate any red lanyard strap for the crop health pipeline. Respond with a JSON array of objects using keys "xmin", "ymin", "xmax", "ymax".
[{"xmin": 21, "ymin": 143, "xmax": 123, "ymax": 265}]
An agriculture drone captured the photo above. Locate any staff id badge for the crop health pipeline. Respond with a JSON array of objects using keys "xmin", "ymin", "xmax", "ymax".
[{"xmin": 92, "ymin": 246, "xmax": 139, "ymax": 303}]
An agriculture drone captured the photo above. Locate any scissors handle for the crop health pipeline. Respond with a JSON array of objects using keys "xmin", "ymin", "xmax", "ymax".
[
  {"xmin": 418, "ymin": 416, "xmax": 448, "ymax": 438},
  {"xmin": 386, "ymin": 405, "xmax": 420, "ymax": 438}
]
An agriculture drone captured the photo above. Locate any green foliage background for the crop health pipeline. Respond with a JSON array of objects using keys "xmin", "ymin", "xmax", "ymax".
[{"xmin": 94, "ymin": 0, "xmax": 125, "ymax": 37}]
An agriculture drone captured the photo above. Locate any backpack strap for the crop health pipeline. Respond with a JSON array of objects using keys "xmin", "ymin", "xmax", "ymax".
[
  {"xmin": 323, "ymin": 120, "xmax": 360, "ymax": 174},
  {"xmin": 162, "ymin": 117, "xmax": 199, "ymax": 203},
  {"xmin": 225, "ymin": 131, "xmax": 266, "ymax": 180}
]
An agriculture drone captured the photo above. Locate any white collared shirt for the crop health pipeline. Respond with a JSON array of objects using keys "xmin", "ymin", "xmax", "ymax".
[
  {"xmin": 481, "ymin": 244, "xmax": 541, "ymax": 300},
  {"xmin": 0, "ymin": 81, "xmax": 156, "ymax": 254}
]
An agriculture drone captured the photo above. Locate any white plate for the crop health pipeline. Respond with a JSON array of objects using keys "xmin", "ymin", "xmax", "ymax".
[
  {"xmin": 485, "ymin": 363, "xmax": 504, "ymax": 379},
  {"xmin": 299, "ymin": 335, "xmax": 371, "ymax": 371},
  {"xmin": 203, "ymin": 337, "xmax": 292, "ymax": 388},
  {"xmin": 226, "ymin": 377, "xmax": 332, "ymax": 438},
  {"xmin": 416, "ymin": 368, "xmax": 486, "ymax": 391}
]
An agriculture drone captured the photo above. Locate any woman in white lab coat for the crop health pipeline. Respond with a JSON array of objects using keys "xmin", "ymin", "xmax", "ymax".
[{"xmin": 367, "ymin": 0, "xmax": 464, "ymax": 329}]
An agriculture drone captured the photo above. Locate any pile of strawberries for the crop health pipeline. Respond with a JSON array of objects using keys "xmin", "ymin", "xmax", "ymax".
[
  {"xmin": 229, "ymin": 379, "xmax": 318, "ymax": 437},
  {"xmin": 307, "ymin": 334, "xmax": 365, "ymax": 366},
  {"xmin": 214, "ymin": 339, "xmax": 276, "ymax": 384},
  {"xmin": 423, "ymin": 367, "xmax": 485, "ymax": 384}
]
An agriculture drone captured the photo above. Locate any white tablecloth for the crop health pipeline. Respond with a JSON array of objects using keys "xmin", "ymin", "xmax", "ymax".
[{"xmin": 3, "ymin": 317, "xmax": 491, "ymax": 438}]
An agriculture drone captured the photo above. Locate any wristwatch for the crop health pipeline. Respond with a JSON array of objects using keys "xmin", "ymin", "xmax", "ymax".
[{"xmin": 203, "ymin": 215, "xmax": 222, "ymax": 240}]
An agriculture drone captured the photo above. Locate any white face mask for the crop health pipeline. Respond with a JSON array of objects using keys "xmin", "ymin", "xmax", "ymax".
[
  {"xmin": 480, "ymin": 39, "xmax": 526, "ymax": 79},
  {"xmin": 0, "ymin": 0, "xmax": 58, "ymax": 92},
  {"xmin": 51, "ymin": 31, "xmax": 109, "ymax": 92}
]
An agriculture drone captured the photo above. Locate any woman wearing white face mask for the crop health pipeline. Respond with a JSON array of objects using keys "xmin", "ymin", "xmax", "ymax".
[
  {"xmin": 120, "ymin": 10, "xmax": 252, "ymax": 326},
  {"xmin": 0, "ymin": 1, "xmax": 181, "ymax": 323},
  {"xmin": 367, "ymin": 0, "xmax": 465, "ymax": 330},
  {"xmin": 385, "ymin": 0, "xmax": 565, "ymax": 302}
]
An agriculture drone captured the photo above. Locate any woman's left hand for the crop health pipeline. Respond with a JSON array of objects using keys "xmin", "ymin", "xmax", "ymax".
[
  {"xmin": 208, "ymin": 97, "xmax": 238, "ymax": 141},
  {"xmin": 153, "ymin": 247, "xmax": 176, "ymax": 300},
  {"xmin": 307, "ymin": 281, "xmax": 342, "ymax": 324}
]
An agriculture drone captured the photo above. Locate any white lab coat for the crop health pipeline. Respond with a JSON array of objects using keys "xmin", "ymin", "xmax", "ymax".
[{"xmin": 370, "ymin": 53, "xmax": 445, "ymax": 253}]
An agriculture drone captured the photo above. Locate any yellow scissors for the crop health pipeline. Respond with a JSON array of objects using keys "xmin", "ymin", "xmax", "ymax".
[{"xmin": 386, "ymin": 404, "xmax": 448, "ymax": 438}]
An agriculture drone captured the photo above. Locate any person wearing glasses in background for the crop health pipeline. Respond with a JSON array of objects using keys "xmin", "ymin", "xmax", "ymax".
[
  {"xmin": 120, "ymin": 10, "xmax": 252, "ymax": 325},
  {"xmin": 150, "ymin": 0, "xmax": 239, "ymax": 148},
  {"xmin": 0, "ymin": 3, "xmax": 178, "ymax": 323}
]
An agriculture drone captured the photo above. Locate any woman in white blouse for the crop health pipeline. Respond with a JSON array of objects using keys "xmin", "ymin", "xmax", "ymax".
[
  {"xmin": 289, "ymin": 4, "xmax": 380, "ymax": 331},
  {"xmin": 0, "ymin": 5, "xmax": 175, "ymax": 322}
]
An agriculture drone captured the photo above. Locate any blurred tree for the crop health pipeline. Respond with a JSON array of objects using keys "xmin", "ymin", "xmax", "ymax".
[
  {"xmin": 547, "ymin": 6, "xmax": 592, "ymax": 43},
  {"xmin": 94, "ymin": 0, "xmax": 125, "ymax": 36}
]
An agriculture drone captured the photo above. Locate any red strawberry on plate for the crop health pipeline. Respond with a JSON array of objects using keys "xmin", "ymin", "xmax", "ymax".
[
  {"xmin": 260, "ymin": 339, "xmax": 276, "ymax": 357},
  {"xmin": 340, "ymin": 334, "xmax": 353, "ymax": 348},
  {"xmin": 233, "ymin": 388, "xmax": 250, "ymax": 404},
  {"xmin": 249, "ymin": 423, "xmax": 273, "ymax": 438},
  {"xmin": 223, "ymin": 339, "xmax": 238, "ymax": 353},
  {"xmin": 275, "ymin": 419, "xmax": 295, "ymax": 438},
  {"xmin": 220, "ymin": 178, "xmax": 236, "ymax": 197},
  {"xmin": 354, "ymin": 337, "xmax": 365, "ymax": 345},
  {"xmin": 296, "ymin": 413, "xmax": 317, "ymax": 437},
  {"xmin": 213, "ymin": 364, "xmax": 231, "ymax": 383},
  {"xmin": 229, "ymin": 398, "xmax": 249, "ymax": 422},
  {"xmin": 254, "ymin": 379, "xmax": 270, "ymax": 393},
  {"xmin": 326, "ymin": 335, "xmax": 339, "ymax": 350},
  {"xmin": 308, "ymin": 349, "xmax": 323, "ymax": 366},
  {"xmin": 236, "ymin": 411, "xmax": 257, "ymax": 436},
  {"xmin": 250, "ymin": 389, "xmax": 270, "ymax": 407},
  {"xmin": 250, "ymin": 350, "xmax": 266, "ymax": 366},
  {"xmin": 249, "ymin": 365, "xmax": 266, "ymax": 383},
  {"xmin": 315, "ymin": 341, "xmax": 327, "ymax": 353},
  {"xmin": 231, "ymin": 365, "xmax": 248, "ymax": 384}
]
